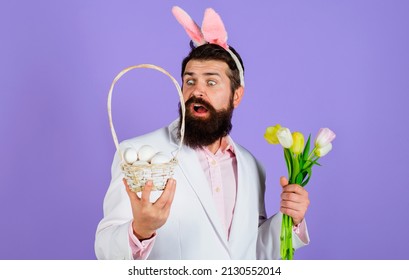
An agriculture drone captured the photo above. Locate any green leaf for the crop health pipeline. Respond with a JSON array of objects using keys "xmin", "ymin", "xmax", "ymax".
[
  {"xmin": 303, "ymin": 134, "xmax": 312, "ymax": 161},
  {"xmin": 301, "ymin": 168, "xmax": 312, "ymax": 187},
  {"xmin": 284, "ymin": 149, "xmax": 292, "ymax": 179},
  {"xmin": 303, "ymin": 160, "xmax": 313, "ymax": 170},
  {"xmin": 295, "ymin": 170, "xmax": 308, "ymax": 186},
  {"xmin": 311, "ymin": 158, "xmax": 322, "ymax": 167},
  {"xmin": 299, "ymin": 154, "xmax": 305, "ymax": 170}
]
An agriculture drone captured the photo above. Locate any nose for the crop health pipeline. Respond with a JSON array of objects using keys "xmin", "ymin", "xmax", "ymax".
[{"xmin": 191, "ymin": 83, "xmax": 206, "ymax": 98}]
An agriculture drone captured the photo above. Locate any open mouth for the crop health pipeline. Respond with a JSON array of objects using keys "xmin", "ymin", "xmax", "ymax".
[{"xmin": 192, "ymin": 103, "xmax": 209, "ymax": 115}]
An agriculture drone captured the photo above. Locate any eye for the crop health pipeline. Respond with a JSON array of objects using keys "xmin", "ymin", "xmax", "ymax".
[
  {"xmin": 207, "ymin": 80, "xmax": 216, "ymax": 86},
  {"xmin": 185, "ymin": 79, "xmax": 195, "ymax": 86}
]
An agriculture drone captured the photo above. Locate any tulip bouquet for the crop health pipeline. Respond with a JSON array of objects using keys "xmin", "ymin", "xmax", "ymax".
[{"xmin": 264, "ymin": 125, "xmax": 336, "ymax": 260}]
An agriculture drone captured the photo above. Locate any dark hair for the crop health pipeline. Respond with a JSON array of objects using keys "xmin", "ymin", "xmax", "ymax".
[{"xmin": 181, "ymin": 43, "xmax": 244, "ymax": 93}]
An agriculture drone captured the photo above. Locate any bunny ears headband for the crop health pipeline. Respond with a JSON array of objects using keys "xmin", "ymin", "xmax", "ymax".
[{"xmin": 172, "ymin": 6, "xmax": 245, "ymax": 87}]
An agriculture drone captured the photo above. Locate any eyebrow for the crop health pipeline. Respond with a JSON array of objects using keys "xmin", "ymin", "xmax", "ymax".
[{"xmin": 183, "ymin": 72, "xmax": 221, "ymax": 77}]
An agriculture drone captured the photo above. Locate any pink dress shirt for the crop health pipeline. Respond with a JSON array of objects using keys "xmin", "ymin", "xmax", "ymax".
[
  {"xmin": 195, "ymin": 137, "xmax": 238, "ymax": 238},
  {"xmin": 128, "ymin": 136, "xmax": 308, "ymax": 259}
]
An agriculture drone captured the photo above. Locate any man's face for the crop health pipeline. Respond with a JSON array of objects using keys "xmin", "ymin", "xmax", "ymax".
[
  {"xmin": 182, "ymin": 59, "xmax": 237, "ymax": 116},
  {"xmin": 178, "ymin": 59, "xmax": 244, "ymax": 148}
]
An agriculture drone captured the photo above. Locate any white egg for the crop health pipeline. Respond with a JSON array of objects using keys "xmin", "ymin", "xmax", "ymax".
[
  {"xmin": 132, "ymin": 160, "xmax": 149, "ymax": 166},
  {"xmin": 123, "ymin": 147, "xmax": 138, "ymax": 164},
  {"xmin": 150, "ymin": 153, "xmax": 171, "ymax": 164},
  {"xmin": 137, "ymin": 145, "xmax": 156, "ymax": 162}
]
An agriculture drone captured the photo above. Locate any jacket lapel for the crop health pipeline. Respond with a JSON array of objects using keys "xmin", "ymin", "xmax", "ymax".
[
  {"xmin": 226, "ymin": 143, "xmax": 253, "ymax": 256},
  {"xmin": 168, "ymin": 121, "xmax": 229, "ymax": 251}
]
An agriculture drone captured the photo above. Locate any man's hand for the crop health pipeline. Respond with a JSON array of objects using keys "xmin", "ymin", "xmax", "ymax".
[
  {"xmin": 123, "ymin": 178, "xmax": 176, "ymax": 240},
  {"xmin": 280, "ymin": 176, "xmax": 310, "ymax": 226}
]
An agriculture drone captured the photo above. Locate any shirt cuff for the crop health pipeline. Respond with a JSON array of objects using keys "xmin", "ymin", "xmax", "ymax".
[
  {"xmin": 292, "ymin": 219, "xmax": 309, "ymax": 244},
  {"xmin": 128, "ymin": 222, "xmax": 156, "ymax": 259}
]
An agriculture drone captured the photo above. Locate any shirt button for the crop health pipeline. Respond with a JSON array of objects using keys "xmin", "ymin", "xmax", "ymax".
[
  {"xmin": 211, "ymin": 160, "xmax": 217, "ymax": 165},
  {"xmin": 215, "ymin": 187, "xmax": 221, "ymax": 193}
]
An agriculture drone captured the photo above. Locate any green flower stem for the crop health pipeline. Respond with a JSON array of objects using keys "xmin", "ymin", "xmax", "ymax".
[
  {"xmin": 307, "ymin": 147, "xmax": 317, "ymax": 161},
  {"xmin": 280, "ymin": 213, "xmax": 294, "ymax": 260},
  {"xmin": 283, "ymin": 149, "xmax": 292, "ymax": 180},
  {"xmin": 291, "ymin": 154, "xmax": 300, "ymax": 183},
  {"xmin": 277, "ymin": 134, "xmax": 324, "ymax": 259},
  {"xmin": 281, "ymin": 149, "xmax": 297, "ymax": 261}
]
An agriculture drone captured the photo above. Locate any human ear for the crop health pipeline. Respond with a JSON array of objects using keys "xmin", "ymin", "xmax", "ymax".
[{"xmin": 233, "ymin": 86, "xmax": 244, "ymax": 108}]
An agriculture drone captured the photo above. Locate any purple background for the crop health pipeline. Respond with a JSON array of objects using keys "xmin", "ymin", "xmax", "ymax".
[{"xmin": 1, "ymin": 0, "xmax": 408, "ymax": 260}]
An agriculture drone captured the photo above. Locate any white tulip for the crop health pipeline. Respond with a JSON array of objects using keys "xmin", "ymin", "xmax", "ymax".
[
  {"xmin": 277, "ymin": 127, "xmax": 293, "ymax": 149},
  {"xmin": 315, "ymin": 128, "xmax": 336, "ymax": 148},
  {"xmin": 314, "ymin": 143, "xmax": 332, "ymax": 157}
]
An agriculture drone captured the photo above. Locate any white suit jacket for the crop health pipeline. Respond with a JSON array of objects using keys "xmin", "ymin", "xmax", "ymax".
[{"xmin": 95, "ymin": 120, "xmax": 309, "ymax": 259}]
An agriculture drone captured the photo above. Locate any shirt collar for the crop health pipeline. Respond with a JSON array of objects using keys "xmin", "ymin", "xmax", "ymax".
[
  {"xmin": 195, "ymin": 136, "xmax": 235, "ymax": 156},
  {"xmin": 220, "ymin": 136, "xmax": 235, "ymax": 154}
]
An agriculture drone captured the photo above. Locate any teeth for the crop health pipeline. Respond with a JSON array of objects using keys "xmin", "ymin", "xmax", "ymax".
[
  {"xmin": 193, "ymin": 105, "xmax": 200, "ymax": 112},
  {"xmin": 192, "ymin": 103, "xmax": 207, "ymax": 113}
]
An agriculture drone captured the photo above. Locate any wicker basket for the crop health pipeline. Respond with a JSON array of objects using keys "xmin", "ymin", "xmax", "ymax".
[{"xmin": 107, "ymin": 64, "xmax": 185, "ymax": 192}]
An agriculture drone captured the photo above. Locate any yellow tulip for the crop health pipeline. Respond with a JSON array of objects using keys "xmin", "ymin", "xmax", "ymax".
[
  {"xmin": 290, "ymin": 132, "xmax": 305, "ymax": 154},
  {"xmin": 264, "ymin": 124, "xmax": 281, "ymax": 144}
]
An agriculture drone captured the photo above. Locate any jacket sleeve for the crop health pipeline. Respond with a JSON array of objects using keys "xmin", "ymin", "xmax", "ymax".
[
  {"xmin": 94, "ymin": 143, "xmax": 138, "ymax": 260},
  {"xmin": 255, "ymin": 160, "xmax": 310, "ymax": 259}
]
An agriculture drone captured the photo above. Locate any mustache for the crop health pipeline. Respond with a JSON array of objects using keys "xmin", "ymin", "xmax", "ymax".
[
  {"xmin": 177, "ymin": 95, "xmax": 234, "ymax": 149},
  {"xmin": 184, "ymin": 96, "xmax": 214, "ymax": 111}
]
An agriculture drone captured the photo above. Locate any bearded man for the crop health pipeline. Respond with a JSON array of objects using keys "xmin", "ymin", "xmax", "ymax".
[{"xmin": 95, "ymin": 43, "xmax": 310, "ymax": 260}]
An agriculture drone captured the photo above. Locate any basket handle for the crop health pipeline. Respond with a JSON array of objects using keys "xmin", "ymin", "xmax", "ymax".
[{"xmin": 107, "ymin": 64, "xmax": 186, "ymax": 162}]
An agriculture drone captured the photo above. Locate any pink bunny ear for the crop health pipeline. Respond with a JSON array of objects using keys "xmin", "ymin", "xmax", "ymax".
[
  {"xmin": 201, "ymin": 8, "xmax": 228, "ymax": 49},
  {"xmin": 172, "ymin": 6, "xmax": 206, "ymax": 46}
]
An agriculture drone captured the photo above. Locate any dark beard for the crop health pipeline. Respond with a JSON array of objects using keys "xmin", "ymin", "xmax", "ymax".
[{"xmin": 178, "ymin": 96, "xmax": 234, "ymax": 149}]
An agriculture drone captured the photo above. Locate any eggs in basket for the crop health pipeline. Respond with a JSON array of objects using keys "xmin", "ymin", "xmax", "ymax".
[
  {"xmin": 121, "ymin": 145, "xmax": 176, "ymax": 192},
  {"xmin": 107, "ymin": 64, "xmax": 185, "ymax": 194}
]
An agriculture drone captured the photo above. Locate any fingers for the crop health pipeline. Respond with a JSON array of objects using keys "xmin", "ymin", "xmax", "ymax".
[
  {"xmin": 280, "ymin": 199, "xmax": 306, "ymax": 225},
  {"xmin": 280, "ymin": 207, "xmax": 304, "ymax": 225},
  {"xmin": 281, "ymin": 186, "xmax": 308, "ymax": 201},
  {"xmin": 280, "ymin": 199, "xmax": 307, "ymax": 210},
  {"xmin": 280, "ymin": 201, "xmax": 307, "ymax": 225},
  {"xmin": 124, "ymin": 177, "xmax": 177, "ymax": 212},
  {"xmin": 155, "ymin": 179, "xmax": 176, "ymax": 209},
  {"xmin": 280, "ymin": 182, "xmax": 310, "ymax": 225},
  {"xmin": 123, "ymin": 178, "xmax": 139, "ymax": 201},
  {"xmin": 164, "ymin": 179, "xmax": 177, "ymax": 208},
  {"xmin": 280, "ymin": 176, "xmax": 288, "ymax": 187},
  {"xmin": 280, "ymin": 175, "xmax": 308, "ymax": 204},
  {"xmin": 124, "ymin": 178, "xmax": 175, "ymax": 237},
  {"xmin": 123, "ymin": 178, "xmax": 130, "ymax": 188},
  {"xmin": 140, "ymin": 181, "xmax": 154, "ymax": 204}
]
